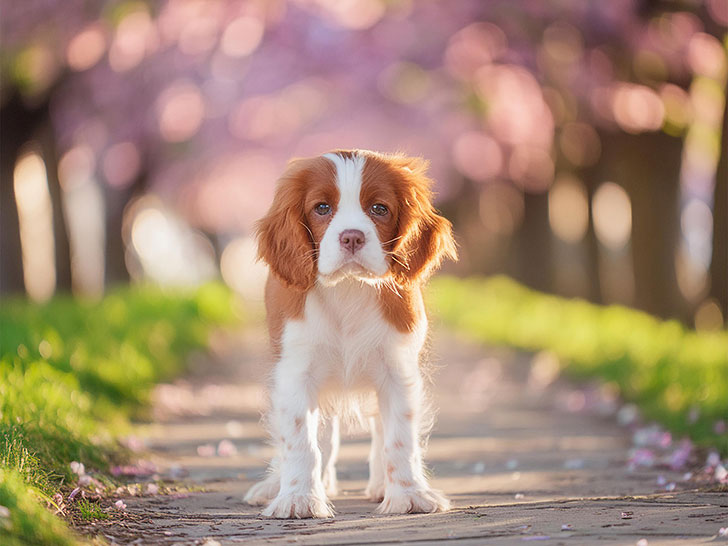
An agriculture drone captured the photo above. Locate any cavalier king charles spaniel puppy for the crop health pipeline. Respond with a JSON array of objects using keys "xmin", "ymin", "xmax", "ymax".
[{"xmin": 244, "ymin": 149, "xmax": 457, "ymax": 519}]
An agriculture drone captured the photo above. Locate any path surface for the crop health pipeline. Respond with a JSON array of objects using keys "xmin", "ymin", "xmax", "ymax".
[{"xmin": 103, "ymin": 327, "xmax": 727, "ymax": 545}]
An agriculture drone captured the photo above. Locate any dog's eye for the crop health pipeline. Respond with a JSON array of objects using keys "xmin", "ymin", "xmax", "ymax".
[
  {"xmin": 314, "ymin": 203, "xmax": 331, "ymax": 215},
  {"xmin": 371, "ymin": 204, "xmax": 388, "ymax": 216}
]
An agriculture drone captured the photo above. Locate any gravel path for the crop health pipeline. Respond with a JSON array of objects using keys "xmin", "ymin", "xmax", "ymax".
[{"xmin": 101, "ymin": 327, "xmax": 728, "ymax": 545}]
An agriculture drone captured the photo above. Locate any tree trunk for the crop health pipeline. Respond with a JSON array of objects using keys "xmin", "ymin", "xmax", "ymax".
[
  {"xmin": 38, "ymin": 122, "xmax": 73, "ymax": 292},
  {"xmin": 710, "ymin": 85, "xmax": 727, "ymax": 323},
  {"xmin": 0, "ymin": 92, "xmax": 45, "ymax": 295},
  {"xmin": 511, "ymin": 191, "xmax": 552, "ymax": 293},
  {"xmin": 599, "ymin": 130, "xmax": 684, "ymax": 320}
]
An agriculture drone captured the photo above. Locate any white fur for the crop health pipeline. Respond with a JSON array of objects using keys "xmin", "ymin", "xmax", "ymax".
[
  {"xmin": 316, "ymin": 153, "xmax": 389, "ymax": 282},
  {"xmin": 246, "ymin": 152, "xmax": 450, "ymax": 518}
]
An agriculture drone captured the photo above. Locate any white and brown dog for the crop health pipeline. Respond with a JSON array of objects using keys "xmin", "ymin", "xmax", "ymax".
[{"xmin": 244, "ymin": 149, "xmax": 457, "ymax": 518}]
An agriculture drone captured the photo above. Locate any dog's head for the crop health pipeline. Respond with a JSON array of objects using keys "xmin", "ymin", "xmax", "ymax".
[{"xmin": 256, "ymin": 150, "xmax": 457, "ymax": 290}]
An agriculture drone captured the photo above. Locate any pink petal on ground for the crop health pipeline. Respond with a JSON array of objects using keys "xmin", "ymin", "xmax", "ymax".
[
  {"xmin": 197, "ymin": 444, "xmax": 216, "ymax": 457},
  {"xmin": 715, "ymin": 464, "xmax": 727, "ymax": 483},
  {"xmin": 217, "ymin": 439, "xmax": 238, "ymax": 457},
  {"xmin": 665, "ymin": 482, "xmax": 676, "ymax": 491},
  {"xmin": 621, "ymin": 511, "xmax": 634, "ymax": 519},
  {"xmin": 114, "ymin": 500, "xmax": 126, "ymax": 510},
  {"xmin": 68, "ymin": 487, "xmax": 81, "ymax": 501},
  {"xmin": 561, "ymin": 524, "xmax": 572, "ymax": 531},
  {"xmin": 78, "ymin": 475, "xmax": 92, "ymax": 487},
  {"xmin": 146, "ymin": 483, "xmax": 159, "ymax": 495},
  {"xmin": 515, "ymin": 493, "xmax": 525, "ymax": 499},
  {"xmin": 668, "ymin": 439, "xmax": 693, "ymax": 470},
  {"xmin": 706, "ymin": 451, "xmax": 721, "ymax": 468},
  {"xmin": 656, "ymin": 475, "xmax": 666, "ymax": 486},
  {"xmin": 718, "ymin": 527, "xmax": 727, "ymax": 537},
  {"xmin": 629, "ymin": 448, "xmax": 656, "ymax": 468},
  {"xmin": 682, "ymin": 472, "xmax": 693, "ymax": 481},
  {"xmin": 70, "ymin": 461, "xmax": 85, "ymax": 476},
  {"xmin": 636, "ymin": 539, "xmax": 648, "ymax": 546}
]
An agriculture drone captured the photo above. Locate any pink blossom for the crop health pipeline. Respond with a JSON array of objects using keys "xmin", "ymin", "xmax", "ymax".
[
  {"xmin": 114, "ymin": 500, "xmax": 127, "ymax": 510},
  {"xmin": 718, "ymin": 527, "xmax": 728, "ymax": 537}
]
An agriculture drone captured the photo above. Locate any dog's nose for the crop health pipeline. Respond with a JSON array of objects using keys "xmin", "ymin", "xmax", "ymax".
[{"xmin": 339, "ymin": 229, "xmax": 365, "ymax": 253}]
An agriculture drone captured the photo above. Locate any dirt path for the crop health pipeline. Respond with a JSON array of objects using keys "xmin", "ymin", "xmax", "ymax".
[{"xmin": 102, "ymin": 327, "xmax": 727, "ymax": 545}]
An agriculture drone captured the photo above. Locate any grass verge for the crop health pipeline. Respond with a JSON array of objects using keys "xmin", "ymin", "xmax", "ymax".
[
  {"xmin": 429, "ymin": 276, "xmax": 728, "ymax": 454},
  {"xmin": 0, "ymin": 283, "xmax": 237, "ymax": 544}
]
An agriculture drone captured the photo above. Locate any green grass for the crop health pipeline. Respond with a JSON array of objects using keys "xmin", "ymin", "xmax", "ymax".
[
  {"xmin": 429, "ymin": 276, "xmax": 728, "ymax": 454},
  {"xmin": 76, "ymin": 500, "xmax": 109, "ymax": 522},
  {"xmin": 0, "ymin": 282, "xmax": 237, "ymax": 544}
]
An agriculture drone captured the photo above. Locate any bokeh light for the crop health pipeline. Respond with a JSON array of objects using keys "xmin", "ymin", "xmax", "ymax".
[
  {"xmin": 593, "ymin": 182, "xmax": 632, "ymax": 251},
  {"xmin": 14, "ymin": 149, "xmax": 56, "ymax": 302}
]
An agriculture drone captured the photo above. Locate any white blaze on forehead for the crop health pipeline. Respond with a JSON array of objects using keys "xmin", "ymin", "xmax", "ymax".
[
  {"xmin": 317, "ymin": 152, "xmax": 388, "ymax": 280},
  {"xmin": 323, "ymin": 152, "xmax": 366, "ymax": 206}
]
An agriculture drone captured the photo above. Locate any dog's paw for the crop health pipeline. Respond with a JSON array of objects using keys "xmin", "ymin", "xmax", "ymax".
[
  {"xmin": 376, "ymin": 487, "xmax": 450, "ymax": 514},
  {"xmin": 244, "ymin": 476, "xmax": 280, "ymax": 506},
  {"xmin": 262, "ymin": 493, "xmax": 334, "ymax": 519},
  {"xmin": 364, "ymin": 481, "xmax": 385, "ymax": 503}
]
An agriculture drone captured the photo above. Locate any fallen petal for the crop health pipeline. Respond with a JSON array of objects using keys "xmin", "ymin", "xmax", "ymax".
[
  {"xmin": 68, "ymin": 487, "xmax": 81, "ymax": 501},
  {"xmin": 197, "ymin": 444, "xmax": 216, "ymax": 457},
  {"xmin": 114, "ymin": 500, "xmax": 127, "ymax": 510},
  {"xmin": 217, "ymin": 439, "xmax": 238, "ymax": 457}
]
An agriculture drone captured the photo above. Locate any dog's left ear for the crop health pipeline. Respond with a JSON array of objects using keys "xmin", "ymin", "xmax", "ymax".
[{"xmin": 390, "ymin": 157, "xmax": 458, "ymax": 285}]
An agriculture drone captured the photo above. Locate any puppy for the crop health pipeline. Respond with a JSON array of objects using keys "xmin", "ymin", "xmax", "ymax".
[{"xmin": 244, "ymin": 149, "xmax": 457, "ymax": 518}]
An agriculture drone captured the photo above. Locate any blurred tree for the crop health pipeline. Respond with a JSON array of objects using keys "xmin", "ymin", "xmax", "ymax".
[{"xmin": 711, "ymin": 86, "xmax": 727, "ymax": 319}]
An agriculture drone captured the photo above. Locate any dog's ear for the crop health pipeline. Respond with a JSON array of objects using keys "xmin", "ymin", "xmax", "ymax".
[
  {"xmin": 390, "ymin": 157, "xmax": 458, "ymax": 285},
  {"xmin": 256, "ymin": 159, "xmax": 317, "ymax": 290}
]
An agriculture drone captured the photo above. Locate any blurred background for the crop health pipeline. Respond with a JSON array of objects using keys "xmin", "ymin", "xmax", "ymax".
[{"xmin": 1, "ymin": 0, "xmax": 726, "ymax": 328}]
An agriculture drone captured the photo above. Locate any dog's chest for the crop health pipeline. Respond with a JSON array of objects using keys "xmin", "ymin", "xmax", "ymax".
[{"xmin": 303, "ymin": 281, "xmax": 416, "ymax": 381}]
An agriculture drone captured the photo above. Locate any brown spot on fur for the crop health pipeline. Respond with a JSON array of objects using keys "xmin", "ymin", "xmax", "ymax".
[
  {"xmin": 398, "ymin": 480, "xmax": 412, "ymax": 488},
  {"xmin": 393, "ymin": 440, "xmax": 404, "ymax": 449},
  {"xmin": 290, "ymin": 479, "xmax": 298, "ymax": 486},
  {"xmin": 294, "ymin": 417, "xmax": 303, "ymax": 431},
  {"xmin": 386, "ymin": 464, "xmax": 395, "ymax": 478},
  {"xmin": 404, "ymin": 411, "xmax": 413, "ymax": 421}
]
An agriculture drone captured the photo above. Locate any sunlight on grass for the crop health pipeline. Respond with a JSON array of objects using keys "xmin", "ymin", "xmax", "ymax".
[
  {"xmin": 429, "ymin": 276, "xmax": 728, "ymax": 454},
  {"xmin": 0, "ymin": 282, "xmax": 238, "ymax": 544}
]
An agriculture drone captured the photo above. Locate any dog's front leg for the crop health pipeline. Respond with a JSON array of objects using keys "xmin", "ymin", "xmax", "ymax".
[
  {"xmin": 261, "ymin": 355, "xmax": 333, "ymax": 519},
  {"xmin": 375, "ymin": 357, "xmax": 450, "ymax": 514}
]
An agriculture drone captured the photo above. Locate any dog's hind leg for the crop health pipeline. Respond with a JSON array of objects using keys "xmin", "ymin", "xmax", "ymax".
[
  {"xmin": 320, "ymin": 416, "xmax": 340, "ymax": 497},
  {"xmin": 365, "ymin": 415, "xmax": 385, "ymax": 502}
]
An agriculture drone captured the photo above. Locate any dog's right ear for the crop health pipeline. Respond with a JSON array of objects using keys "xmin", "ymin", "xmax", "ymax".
[{"xmin": 255, "ymin": 159, "xmax": 317, "ymax": 291}]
